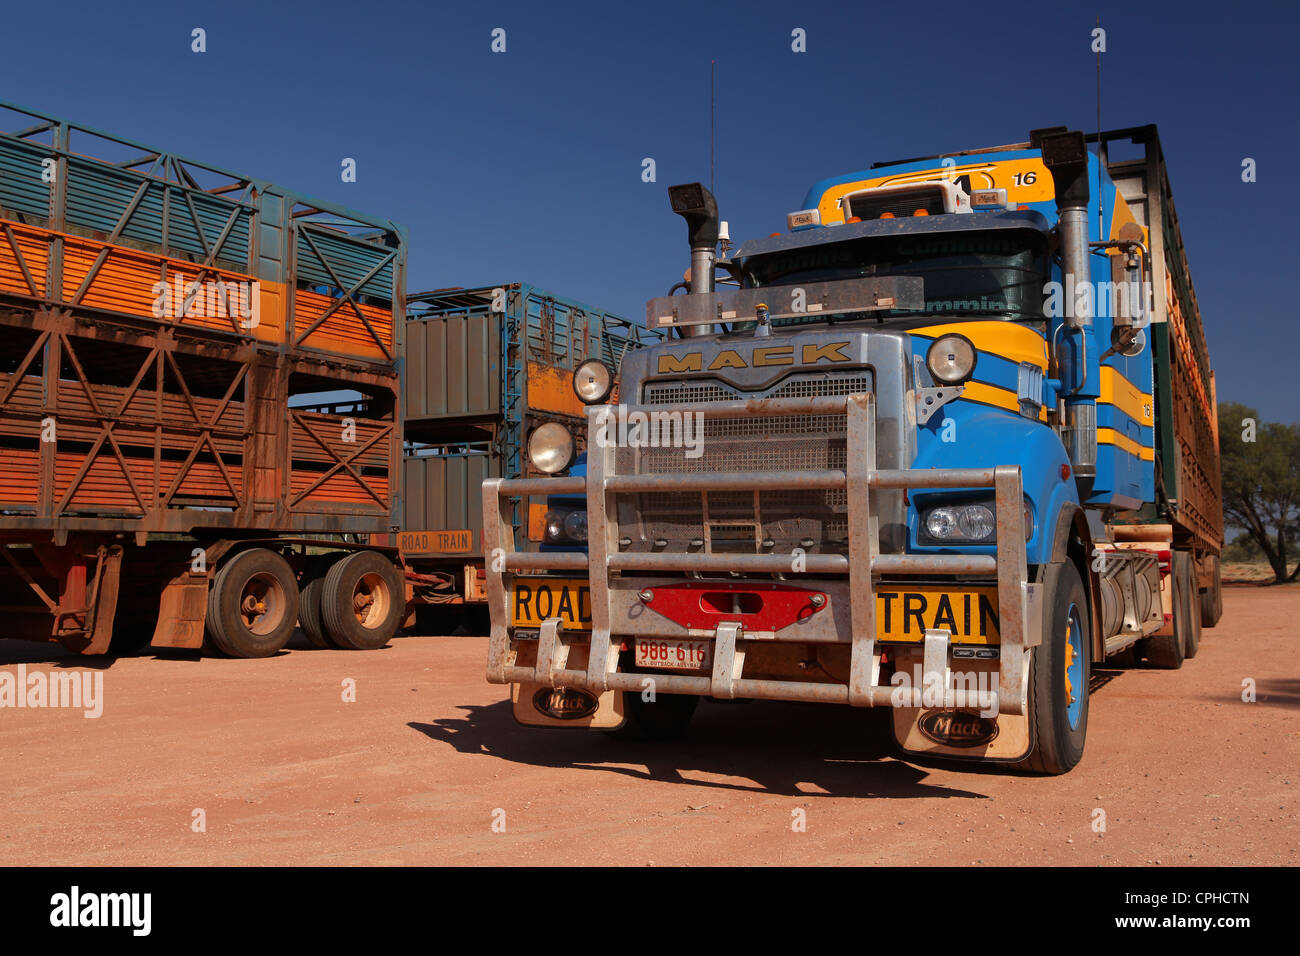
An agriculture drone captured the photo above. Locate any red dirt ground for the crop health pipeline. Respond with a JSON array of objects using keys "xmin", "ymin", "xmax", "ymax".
[{"xmin": 0, "ymin": 587, "xmax": 1294, "ymax": 865}]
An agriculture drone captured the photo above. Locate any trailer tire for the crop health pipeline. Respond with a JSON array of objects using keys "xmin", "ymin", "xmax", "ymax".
[
  {"xmin": 320, "ymin": 550, "xmax": 403, "ymax": 650},
  {"xmin": 1143, "ymin": 551, "xmax": 1190, "ymax": 669},
  {"xmin": 1017, "ymin": 560, "xmax": 1090, "ymax": 775},
  {"xmin": 1199, "ymin": 555, "xmax": 1223, "ymax": 629},
  {"xmin": 1183, "ymin": 554, "xmax": 1202, "ymax": 660},
  {"xmin": 299, "ymin": 553, "xmax": 344, "ymax": 649},
  {"xmin": 206, "ymin": 549, "xmax": 299, "ymax": 659}
]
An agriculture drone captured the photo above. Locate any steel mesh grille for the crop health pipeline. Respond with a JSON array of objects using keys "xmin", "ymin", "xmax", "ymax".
[{"xmin": 619, "ymin": 371, "xmax": 872, "ymax": 556}]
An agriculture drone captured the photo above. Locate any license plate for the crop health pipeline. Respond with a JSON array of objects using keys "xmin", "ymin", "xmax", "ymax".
[
  {"xmin": 875, "ymin": 585, "xmax": 1000, "ymax": 644},
  {"xmin": 511, "ymin": 577, "xmax": 592, "ymax": 631},
  {"xmin": 634, "ymin": 638, "xmax": 711, "ymax": 671}
]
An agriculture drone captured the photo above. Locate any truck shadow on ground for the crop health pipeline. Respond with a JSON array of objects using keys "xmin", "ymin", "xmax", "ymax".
[
  {"xmin": 0, "ymin": 629, "xmax": 330, "ymax": 667},
  {"xmin": 0, "ymin": 640, "xmax": 118, "ymax": 669},
  {"xmin": 410, "ymin": 698, "xmax": 990, "ymax": 800},
  {"xmin": 1255, "ymin": 678, "xmax": 1300, "ymax": 710}
]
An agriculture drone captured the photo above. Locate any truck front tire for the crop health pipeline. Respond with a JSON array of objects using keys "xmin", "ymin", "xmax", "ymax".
[
  {"xmin": 605, "ymin": 651, "xmax": 700, "ymax": 741},
  {"xmin": 1018, "ymin": 560, "xmax": 1090, "ymax": 775},
  {"xmin": 607, "ymin": 690, "xmax": 699, "ymax": 741}
]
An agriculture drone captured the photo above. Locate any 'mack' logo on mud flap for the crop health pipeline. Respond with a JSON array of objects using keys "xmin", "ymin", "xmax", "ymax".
[
  {"xmin": 657, "ymin": 342, "xmax": 851, "ymax": 374},
  {"xmin": 918, "ymin": 710, "xmax": 999, "ymax": 748},
  {"xmin": 534, "ymin": 687, "xmax": 599, "ymax": 720}
]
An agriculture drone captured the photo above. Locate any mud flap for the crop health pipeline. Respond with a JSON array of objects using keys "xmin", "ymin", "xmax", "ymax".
[
  {"xmin": 512, "ymin": 682, "xmax": 626, "ymax": 729},
  {"xmin": 889, "ymin": 655, "xmax": 1032, "ymax": 762},
  {"xmin": 892, "ymin": 707, "xmax": 1031, "ymax": 762},
  {"xmin": 151, "ymin": 569, "xmax": 209, "ymax": 649}
]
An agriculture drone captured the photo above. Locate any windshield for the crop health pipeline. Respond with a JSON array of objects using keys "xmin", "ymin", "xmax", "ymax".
[{"xmin": 739, "ymin": 229, "xmax": 1048, "ymax": 326}]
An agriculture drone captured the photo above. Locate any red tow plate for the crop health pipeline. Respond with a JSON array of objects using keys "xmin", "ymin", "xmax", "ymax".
[{"xmin": 639, "ymin": 582, "xmax": 827, "ymax": 633}]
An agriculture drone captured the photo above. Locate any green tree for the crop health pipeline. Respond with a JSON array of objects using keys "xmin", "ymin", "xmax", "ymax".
[{"xmin": 1218, "ymin": 402, "xmax": 1300, "ymax": 582}]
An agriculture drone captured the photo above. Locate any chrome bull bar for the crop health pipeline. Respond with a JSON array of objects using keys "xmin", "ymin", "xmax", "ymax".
[{"xmin": 483, "ymin": 393, "xmax": 1038, "ymax": 716}]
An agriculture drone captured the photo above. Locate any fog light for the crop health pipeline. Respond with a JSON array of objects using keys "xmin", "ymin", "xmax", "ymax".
[
  {"xmin": 572, "ymin": 359, "xmax": 613, "ymax": 404},
  {"xmin": 528, "ymin": 423, "xmax": 574, "ymax": 475},
  {"xmin": 926, "ymin": 333, "xmax": 977, "ymax": 385}
]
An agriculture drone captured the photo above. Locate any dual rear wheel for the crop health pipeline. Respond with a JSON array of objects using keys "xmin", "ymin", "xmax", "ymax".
[
  {"xmin": 206, "ymin": 548, "xmax": 402, "ymax": 658},
  {"xmin": 1141, "ymin": 549, "xmax": 1198, "ymax": 668}
]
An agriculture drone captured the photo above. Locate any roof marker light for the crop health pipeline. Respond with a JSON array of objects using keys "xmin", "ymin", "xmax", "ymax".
[
  {"xmin": 787, "ymin": 208, "xmax": 820, "ymax": 231},
  {"xmin": 970, "ymin": 188, "xmax": 1011, "ymax": 209}
]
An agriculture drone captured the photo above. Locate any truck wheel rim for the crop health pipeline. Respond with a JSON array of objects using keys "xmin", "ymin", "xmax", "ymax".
[
  {"xmin": 1063, "ymin": 603, "xmax": 1084, "ymax": 730},
  {"xmin": 240, "ymin": 573, "xmax": 285, "ymax": 636},
  {"xmin": 353, "ymin": 572, "xmax": 391, "ymax": 628}
]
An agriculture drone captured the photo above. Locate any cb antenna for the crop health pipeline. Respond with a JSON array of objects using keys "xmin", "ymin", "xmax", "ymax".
[
  {"xmin": 1096, "ymin": 14, "xmax": 1103, "ymax": 237},
  {"xmin": 710, "ymin": 60, "xmax": 715, "ymax": 197}
]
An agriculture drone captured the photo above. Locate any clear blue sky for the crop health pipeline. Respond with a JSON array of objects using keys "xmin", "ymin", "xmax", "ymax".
[{"xmin": 5, "ymin": 0, "xmax": 1296, "ymax": 422}]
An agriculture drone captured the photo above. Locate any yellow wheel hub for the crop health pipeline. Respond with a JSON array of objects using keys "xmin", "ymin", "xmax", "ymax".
[{"xmin": 1063, "ymin": 620, "xmax": 1076, "ymax": 705}]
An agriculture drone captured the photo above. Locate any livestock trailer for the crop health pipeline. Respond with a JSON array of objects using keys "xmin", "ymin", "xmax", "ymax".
[{"xmin": 0, "ymin": 101, "xmax": 407, "ymax": 657}]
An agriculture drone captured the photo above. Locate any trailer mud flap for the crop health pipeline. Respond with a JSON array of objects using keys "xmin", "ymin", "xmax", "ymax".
[
  {"xmin": 512, "ymin": 682, "xmax": 626, "ymax": 729},
  {"xmin": 151, "ymin": 570, "xmax": 209, "ymax": 649}
]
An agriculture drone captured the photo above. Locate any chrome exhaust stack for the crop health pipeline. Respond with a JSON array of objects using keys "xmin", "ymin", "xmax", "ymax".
[
  {"xmin": 1034, "ymin": 128, "xmax": 1096, "ymax": 479},
  {"xmin": 667, "ymin": 182, "xmax": 720, "ymax": 337}
]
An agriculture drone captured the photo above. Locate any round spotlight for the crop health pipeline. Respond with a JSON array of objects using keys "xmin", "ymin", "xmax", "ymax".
[
  {"xmin": 527, "ymin": 423, "xmax": 574, "ymax": 475},
  {"xmin": 926, "ymin": 333, "xmax": 977, "ymax": 385},
  {"xmin": 572, "ymin": 359, "xmax": 614, "ymax": 404}
]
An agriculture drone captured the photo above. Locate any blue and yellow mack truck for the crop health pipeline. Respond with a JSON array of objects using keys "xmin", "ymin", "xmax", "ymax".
[{"xmin": 481, "ymin": 125, "xmax": 1223, "ymax": 773}]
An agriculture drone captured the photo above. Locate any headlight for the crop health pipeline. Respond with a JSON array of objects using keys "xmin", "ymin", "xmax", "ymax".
[
  {"xmin": 562, "ymin": 510, "xmax": 588, "ymax": 542},
  {"xmin": 572, "ymin": 359, "xmax": 613, "ymax": 404},
  {"xmin": 527, "ymin": 423, "xmax": 574, "ymax": 474},
  {"xmin": 926, "ymin": 333, "xmax": 977, "ymax": 385},
  {"xmin": 923, "ymin": 504, "xmax": 996, "ymax": 542},
  {"xmin": 543, "ymin": 509, "xmax": 588, "ymax": 543},
  {"xmin": 919, "ymin": 500, "xmax": 1035, "ymax": 543}
]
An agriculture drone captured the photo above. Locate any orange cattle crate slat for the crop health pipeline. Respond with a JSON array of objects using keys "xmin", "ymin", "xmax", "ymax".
[{"xmin": 293, "ymin": 288, "xmax": 395, "ymax": 360}]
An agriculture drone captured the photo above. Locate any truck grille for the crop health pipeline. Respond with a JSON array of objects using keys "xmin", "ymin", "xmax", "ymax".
[{"xmin": 617, "ymin": 372, "xmax": 873, "ymax": 557}]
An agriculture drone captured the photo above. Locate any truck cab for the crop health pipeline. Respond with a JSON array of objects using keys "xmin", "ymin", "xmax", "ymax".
[{"xmin": 483, "ymin": 126, "xmax": 1222, "ymax": 773}]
